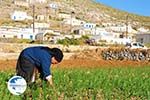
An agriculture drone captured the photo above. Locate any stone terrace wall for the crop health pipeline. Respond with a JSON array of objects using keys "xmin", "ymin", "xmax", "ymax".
[{"xmin": 101, "ymin": 48, "xmax": 150, "ymax": 61}]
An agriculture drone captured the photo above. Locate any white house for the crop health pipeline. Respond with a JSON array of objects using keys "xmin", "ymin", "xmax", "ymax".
[
  {"xmin": 10, "ymin": 11, "xmax": 32, "ymax": 21},
  {"xmin": 89, "ymin": 27, "xmax": 132, "ymax": 45},
  {"xmin": 58, "ymin": 13, "xmax": 71, "ymax": 19},
  {"xmin": 18, "ymin": 33, "xmax": 36, "ymax": 40},
  {"xmin": 36, "ymin": 15, "xmax": 45, "ymax": 21},
  {"xmin": 102, "ymin": 22, "xmax": 115, "ymax": 27},
  {"xmin": 0, "ymin": 30, "xmax": 36, "ymax": 40},
  {"xmin": 21, "ymin": 28, "xmax": 39, "ymax": 34},
  {"xmin": 63, "ymin": 18, "xmax": 85, "ymax": 26},
  {"xmin": 44, "ymin": 30, "xmax": 61, "ymax": 36},
  {"xmin": 49, "ymin": 3, "xmax": 58, "ymax": 9},
  {"xmin": 100, "ymin": 32, "xmax": 132, "ymax": 44},
  {"xmin": 137, "ymin": 27, "xmax": 149, "ymax": 33},
  {"xmin": 72, "ymin": 25, "xmax": 97, "ymax": 35},
  {"xmin": 82, "ymin": 23, "xmax": 96, "ymax": 29},
  {"xmin": 75, "ymin": 23, "xmax": 97, "ymax": 35},
  {"xmin": 26, "ymin": 0, "xmax": 47, "ymax": 3},
  {"xmin": 31, "ymin": 22, "xmax": 50, "ymax": 29},
  {"xmin": 0, "ymin": 27, "xmax": 39, "ymax": 40},
  {"xmin": 29, "ymin": 29, "xmax": 62, "ymax": 41},
  {"xmin": 14, "ymin": 1, "xmax": 29, "ymax": 7},
  {"xmin": 106, "ymin": 24, "xmax": 137, "ymax": 33},
  {"xmin": 95, "ymin": 27, "xmax": 107, "ymax": 35}
]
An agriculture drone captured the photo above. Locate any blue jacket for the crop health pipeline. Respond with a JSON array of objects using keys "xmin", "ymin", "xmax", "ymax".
[{"xmin": 21, "ymin": 46, "xmax": 52, "ymax": 79}]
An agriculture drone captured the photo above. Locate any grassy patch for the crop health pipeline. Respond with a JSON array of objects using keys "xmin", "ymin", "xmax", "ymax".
[{"xmin": 0, "ymin": 66, "xmax": 150, "ymax": 99}]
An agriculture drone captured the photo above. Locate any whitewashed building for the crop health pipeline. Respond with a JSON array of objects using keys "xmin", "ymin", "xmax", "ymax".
[
  {"xmin": 37, "ymin": 30, "xmax": 62, "ymax": 43},
  {"xmin": 26, "ymin": 0, "xmax": 47, "ymax": 3},
  {"xmin": 91, "ymin": 32, "xmax": 132, "ymax": 45},
  {"xmin": 49, "ymin": 3, "xmax": 58, "ymax": 9},
  {"xmin": 72, "ymin": 24, "xmax": 97, "ymax": 35},
  {"xmin": 63, "ymin": 18, "xmax": 85, "ymax": 26},
  {"xmin": 76, "ymin": 23, "xmax": 97, "ymax": 35},
  {"xmin": 31, "ymin": 22, "xmax": 50, "ymax": 29},
  {"xmin": 137, "ymin": 27, "xmax": 149, "ymax": 33},
  {"xmin": 58, "ymin": 13, "xmax": 71, "ymax": 19},
  {"xmin": 36, "ymin": 15, "xmax": 45, "ymax": 21},
  {"xmin": 14, "ymin": 0, "xmax": 29, "ymax": 7},
  {"xmin": 83, "ymin": 23, "xmax": 96, "ymax": 29},
  {"xmin": 106, "ymin": 24, "xmax": 137, "ymax": 33},
  {"xmin": 0, "ymin": 27, "xmax": 38, "ymax": 40},
  {"xmin": 0, "ymin": 30, "xmax": 36, "ymax": 40},
  {"xmin": 10, "ymin": 11, "xmax": 32, "ymax": 21},
  {"xmin": 94, "ymin": 27, "xmax": 107, "ymax": 35}
]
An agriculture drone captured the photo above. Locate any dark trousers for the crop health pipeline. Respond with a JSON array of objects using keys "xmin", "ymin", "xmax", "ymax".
[{"xmin": 16, "ymin": 55, "xmax": 35, "ymax": 83}]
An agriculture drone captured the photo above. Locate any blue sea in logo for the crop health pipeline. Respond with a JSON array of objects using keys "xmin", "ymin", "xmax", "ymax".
[
  {"xmin": 10, "ymin": 77, "xmax": 22, "ymax": 83},
  {"xmin": 10, "ymin": 77, "xmax": 22, "ymax": 90}
]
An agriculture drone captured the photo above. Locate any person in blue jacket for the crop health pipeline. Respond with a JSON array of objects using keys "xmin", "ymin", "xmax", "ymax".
[{"xmin": 16, "ymin": 46, "xmax": 63, "ymax": 85}]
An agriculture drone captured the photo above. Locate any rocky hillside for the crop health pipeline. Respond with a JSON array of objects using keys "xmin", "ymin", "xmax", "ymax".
[{"xmin": 0, "ymin": 0, "xmax": 150, "ymax": 29}]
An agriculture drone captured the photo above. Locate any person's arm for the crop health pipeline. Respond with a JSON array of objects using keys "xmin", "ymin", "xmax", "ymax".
[
  {"xmin": 40, "ymin": 54, "xmax": 52, "ymax": 84},
  {"xmin": 41, "ymin": 55, "xmax": 51, "ymax": 80}
]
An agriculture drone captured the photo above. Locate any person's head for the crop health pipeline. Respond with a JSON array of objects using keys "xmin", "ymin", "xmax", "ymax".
[{"xmin": 51, "ymin": 48, "xmax": 63, "ymax": 64}]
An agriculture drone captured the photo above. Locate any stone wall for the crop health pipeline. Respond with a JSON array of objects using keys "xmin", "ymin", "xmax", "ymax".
[{"xmin": 101, "ymin": 48, "xmax": 150, "ymax": 61}]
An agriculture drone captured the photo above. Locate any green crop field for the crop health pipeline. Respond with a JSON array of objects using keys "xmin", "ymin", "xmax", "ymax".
[{"xmin": 0, "ymin": 66, "xmax": 150, "ymax": 100}]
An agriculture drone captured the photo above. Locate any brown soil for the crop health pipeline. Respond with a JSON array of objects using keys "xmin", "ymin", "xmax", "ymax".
[
  {"xmin": 0, "ymin": 59, "xmax": 149, "ymax": 71},
  {"xmin": 0, "ymin": 48, "xmax": 150, "ymax": 70}
]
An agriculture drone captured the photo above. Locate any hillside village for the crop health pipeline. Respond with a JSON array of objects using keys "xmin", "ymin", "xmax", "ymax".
[{"xmin": 0, "ymin": 0, "xmax": 150, "ymax": 45}]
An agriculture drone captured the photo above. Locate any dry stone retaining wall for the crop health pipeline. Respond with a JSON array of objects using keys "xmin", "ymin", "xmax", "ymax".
[{"xmin": 101, "ymin": 48, "xmax": 150, "ymax": 61}]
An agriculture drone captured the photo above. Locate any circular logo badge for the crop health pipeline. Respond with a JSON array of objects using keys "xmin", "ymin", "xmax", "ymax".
[{"xmin": 7, "ymin": 76, "xmax": 27, "ymax": 95}]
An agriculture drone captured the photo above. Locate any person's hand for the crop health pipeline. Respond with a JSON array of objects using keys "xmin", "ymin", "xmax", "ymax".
[
  {"xmin": 46, "ymin": 75, "xmax": 53, "ymax": 86},
  {"xmin": 47, "ymin": 78, "xmax": 53, "ymax": 86}
]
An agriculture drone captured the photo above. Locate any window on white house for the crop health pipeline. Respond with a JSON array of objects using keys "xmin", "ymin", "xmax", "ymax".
[
  {"xmin": 3, "ymin": 35, "xmax": 5, "ymax": 38},
  {"xmin": 21, "ymin": 34, "xmax": 23, "ymax": 39},
  {"xmin": 30, "ymin": 35, "xmax": 33, "ymax": 40}
]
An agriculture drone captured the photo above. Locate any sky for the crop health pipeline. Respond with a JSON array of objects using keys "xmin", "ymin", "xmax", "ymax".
[{"xmin": 95, "ymin": 0, "xmax": 150, "ymax": 17}]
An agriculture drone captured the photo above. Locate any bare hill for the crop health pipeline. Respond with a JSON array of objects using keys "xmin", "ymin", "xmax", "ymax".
[{"xmin": 0, "ymin": 0, "xmax": 150, "ymax": 29}]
